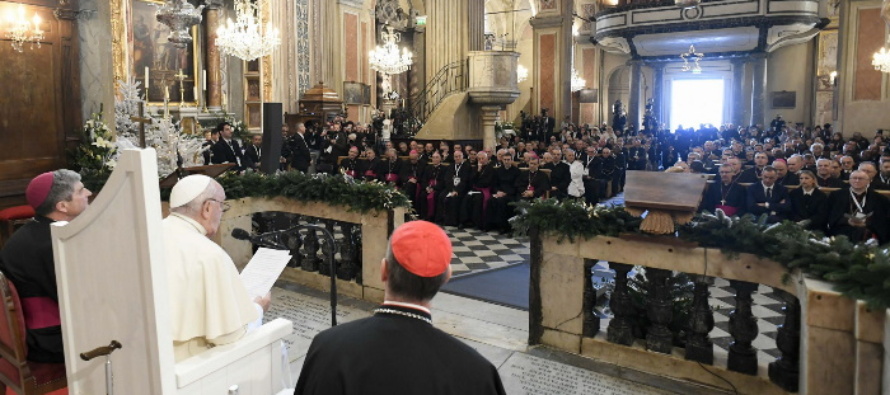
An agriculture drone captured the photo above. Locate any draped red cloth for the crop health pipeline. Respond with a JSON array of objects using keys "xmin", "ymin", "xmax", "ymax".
[{"xmin": 474, "ymin": 187, "xmax": 492, "ymax": 217}]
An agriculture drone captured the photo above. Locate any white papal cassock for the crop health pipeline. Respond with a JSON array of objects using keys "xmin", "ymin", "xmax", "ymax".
[{"xmin": 163, "ymin": 213, "xmax": 259, "ymax": 362}]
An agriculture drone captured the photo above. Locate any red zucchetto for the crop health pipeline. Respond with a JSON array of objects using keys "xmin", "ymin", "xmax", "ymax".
[
  {"xmin": 390, "ymin": 221, "xmax": 452, "ymax": 277},
  {"xmin": 25, "ymin": 172, "xmax": 54, "ymax": 209}
]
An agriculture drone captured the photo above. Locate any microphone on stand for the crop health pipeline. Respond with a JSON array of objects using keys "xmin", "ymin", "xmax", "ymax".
[{"xmin": 231, "ymin": 228, "xmax": 287, "ymax": 250}]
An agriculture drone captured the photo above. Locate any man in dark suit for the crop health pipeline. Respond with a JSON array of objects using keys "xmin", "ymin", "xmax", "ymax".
[
  {"xmin": 288, "ymin": 122, "xmax": 311, "ymax": 173},
  {"xmin": 746, "ymin": 166, "xmax": 791, "ymax": 223},
  {"xmin": 243, "ymin": 135, "xmax": 262, "ymax": 171},
  {"xmin": 211, "ymin": 122, "xmax": 244, "ymax": 171},
  {"xmin": 294, "ymin": 221, "xmax": 506, "ymax": 395}
]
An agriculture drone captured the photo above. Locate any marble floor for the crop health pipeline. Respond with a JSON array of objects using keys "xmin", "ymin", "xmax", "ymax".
[{"xmin": 269, "ymin": 282, "xmax": 731, "ymax": 395}]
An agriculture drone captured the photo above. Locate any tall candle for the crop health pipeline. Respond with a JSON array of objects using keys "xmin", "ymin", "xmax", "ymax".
[
  {"xmin": 144, "ymin": 67, "xmax": 149, "ymax": 88},
  {"xmin": 202, "ymin": 70, "xmax": 207, "ymax": 91},
  {"xmin": 165, "ymin": 86, "xmax": 169, "ymax": 100},
  {"xmin": 193, "ymin": 86, "xmax": 198, "ymax": 101}
]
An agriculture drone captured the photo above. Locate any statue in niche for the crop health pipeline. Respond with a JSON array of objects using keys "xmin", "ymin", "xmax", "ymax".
[{"xmin": 612, "ymin": 100, "xmax": 627, "ymax": 133}]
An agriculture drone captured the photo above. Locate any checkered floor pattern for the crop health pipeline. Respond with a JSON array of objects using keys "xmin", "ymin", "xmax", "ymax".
[{"xmin": 443, "ymin": 225, "xmax": 530, "ymax": 277}]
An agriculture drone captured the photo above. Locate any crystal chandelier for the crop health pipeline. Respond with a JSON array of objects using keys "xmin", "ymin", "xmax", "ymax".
[
  {"xmin": 873, "ymin": 45, "xmax": 890, "ymax": 73},
  {"xmin": 680, "ymin": 45, "xmax": 703, "ymax": 74},
  {"xmin": 571, "ymin": 68, "xmax": 586, "ymax": 92},
  {"xmin": 517, "ymin": 65, "xmax": 528, "ymax": 84},
  {"xmin": 4, "ymin": 5, "xmax": 44, "ymax": 53},
  {"xmin": 369, "ymin": 26, "xmax": 414, "ymax": 75},
  {"xmin": 216, "ymin": 0, "xmax": 281, "ymax": 61},
  {"xmin": 156, "ymin": 0, "xmax": 204, "ymax": 48}
]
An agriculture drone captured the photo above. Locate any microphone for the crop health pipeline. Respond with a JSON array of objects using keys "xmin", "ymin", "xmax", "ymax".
[{"xmin": 231, "ymin": 228, "xmax": 287, "ymax": 249}]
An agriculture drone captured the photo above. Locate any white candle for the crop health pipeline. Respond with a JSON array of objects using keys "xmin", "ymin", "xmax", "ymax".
[
  {"xmin": 193, "ymin": 86, "xmax": 198, "ymax": 101},
  {"xmin": 144, "ymin": 67, "xmax": 149, "ymax": 88},
  {"xmin": 202, "ymin": 70, "xmax": 207, "ymax": 91},
  {"xmin": 165, "ymin": 86, "xmax": 169, "ymax": 100}
]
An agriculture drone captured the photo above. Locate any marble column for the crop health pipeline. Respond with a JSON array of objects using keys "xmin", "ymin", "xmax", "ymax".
[
  {"xmin": 627, "ymin": 59, "xmax": 643, "ymax": 133},
  {"xmin": 731, "ymin": 58, "xmax": 746, "ymax": 127},
  {"xmin": 205, "ymin": 1, "xmax": 222, "ymax": 109},
  {"xmin": 480, "ymin": 106, "xmax": 500, "ymax": 151},
  {"xmin": 750, "ymin": 53, "xmax": 767, "ymax": 128},
  {"xmin": 650, "ymin": 63, "xmax": 665, "ymax": 127}
]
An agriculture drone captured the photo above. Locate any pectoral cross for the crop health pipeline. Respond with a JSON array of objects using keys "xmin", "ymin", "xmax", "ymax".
[
  {"xmin": 130, "ymin": 101, "xmax": 153, "ymax": 148},
  {"xmin": 174, "ymin": 69, "xmax": 188, "ymax": 106},
  {"xmin": 720, "ymin": 199, "xmax": 726, "ymax": 205}
]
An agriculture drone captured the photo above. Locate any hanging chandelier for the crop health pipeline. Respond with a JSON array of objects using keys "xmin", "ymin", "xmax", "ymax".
[
  {"xmin": 216, "ymin": 0, "xmax": 281, "ymax": 62},
  {"xmin": 4, "ymin": 5, "xmax": 44, "ymax": 53},
  {"xmin": 680, "ymin": 45, "xmax": 703, "ymax": 74},
  {"xmin": 517, "ymin": 65, "xmax": 528, "ymax": 84},
  {"xmin": 369, "ymin": 26, "xmax": 414, "ymax": 75},
  {"xmin": 873, "ymin": 45, "xmax": 890, "ymax": 73},
  {"xmin": 156, "ymin": 0, "xmax": 204, "ymax": 48},
  {"xmin": 571, "ymin": 68, "xmax": 586, "ymax": 92}
]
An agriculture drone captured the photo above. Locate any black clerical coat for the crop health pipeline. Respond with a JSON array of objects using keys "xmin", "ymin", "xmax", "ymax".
[
  {"xmin": 339, "ymin": 157, "xmax": 361, "ymax": 177},
  {"xmin": 517, "ymin": 169, "xmax": 551, "ymax": 199},
  {"xmin": 701, "ymin": 181, "xmax": 746, "ymax": 216},
  {"xmin": 825, "ymin": 188, "xmax": 889, "ymax": 244},
  {"xmin": 778, "ymin": 172, "xmax": 800, "ymax": 186},
  {"xmin": 817, "ymin": 175, "xmax": 845, "ymax": 188},
  {"xmin": 487, "ymin": 166, "xmax": 522, "ymax": 230},
  {"xmin": 548, "ymin": 162, "xmax": 571, "ymax": 198},
  {"xmin": 360, "ymin": 158, "xmax": 384, "ymax": 182},
  {"xmin": 736, "ymin": 167, "xmax": 763, "ymax": 184},
  {"xmin": 382, "ymin": 158, "xmax": 402, "ymax": 184},
  {"xmin": 294, "ymin": 305, "xmax": 506, "ymax": 395},
  {"xmin": 243, "ymin": 145, "xmax": 262, "ymax": 170},
  {"xmin": 440, "ymin": 162, "xmax": 474, "ymax": 226},
  {"xmin": 0, "ymin": 216, "xmax": 64, "ymax": 363}
]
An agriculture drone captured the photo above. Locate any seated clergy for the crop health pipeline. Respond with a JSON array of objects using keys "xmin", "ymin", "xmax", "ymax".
[
  {"xmin": 439, "ymin": 150, "xmax": 473, "ymax": 226},
  {"xmin": 0, "ymin": 170, "xmax": 92, "ymax": 363},
  {"xmin": 163, "ymin": 175, "xmax": 271, "ymax": 362},
  {"xmin": 825, "ymin": 170, "xmax": 889, "ymax": 244},
  {"xmin": 517, "ymin": 156, "xmax": 551, "ymax": 201},
  {"xmin": 746, "ymin": 166, "xmax": 791, "ymax": 223},
  {"xmin": 339, "ymin": 146, "xmax": 361, "ymax": 177},
  {"xmin": 461, "ymin": 152, "xmax": 495, "ymax": 229},
  {"xmin": 702, "ymin": 165, "xmax": 746, "ymax": 216},
  {"xmin": 486, "ymin": 154, "xmax": 521, "ymax": 233},
  {"xmin": 420, "ymin": 152, "xmax": 447, "ymax": 221},
  {"xmin": 815, "ymin": 158, "xmax": 845, "ymax": 188},
  {"xmin": 399, "ymin": 150, "xmax": 427, "ymax": 211},
  {"xmin": 359, "ymin": 148, "xmax": 383, "ymax": 182},
  {"xmin": 382, "ymin": 148, "xmax": 402, "ymax": 185}
]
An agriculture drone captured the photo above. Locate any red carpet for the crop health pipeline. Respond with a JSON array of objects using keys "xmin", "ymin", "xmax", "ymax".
[{"xmin": 5, "ymin": 389, "xmax": 67, "ymax": 395}]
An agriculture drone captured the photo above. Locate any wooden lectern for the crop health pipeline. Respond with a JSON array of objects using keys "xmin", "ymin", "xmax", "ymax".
[
  {"xmin": 51, "ymin": 149, "xmax": 291, "ymax": 395},
  {"xmin": 623, "ymin": 171, "xmax": 709, "ymax": 234}
]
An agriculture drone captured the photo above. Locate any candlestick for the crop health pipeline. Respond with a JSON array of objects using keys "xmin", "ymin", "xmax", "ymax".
[{"xmin": 202, "ymin": 70, "xmax": 207, "ymax": 91}]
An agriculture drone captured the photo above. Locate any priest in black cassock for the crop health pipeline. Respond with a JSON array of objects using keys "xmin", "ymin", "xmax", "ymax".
[
  {"xmin": 420, "ymin": 152, "xmax": 447, "ymax": 221},
  {"xmin": 461, "ymin": 152, "xmax": 495, "ymax": 229},
  {"xmin": 338, "ymin": 146, "xmax": 361, "ymax": 178},
  {"xmin": 701, "ymin": 166, "xmax": 746, "ymax": 216},
  {"xmin": 517, "ymin": 156, "xmax": 551, "ymax": 201},
  {"xmin": 825, "ymin": 170, "xmax": 889, "ymax": 244},
  {"xmin": 486, "ymin": 154, "xmax": 521, "ymax": 232},
  {"xmin": 439, "ymin": 150, "xmax": 474, "ymax": 226},
  {"xmin": 293, "ymin": 221, "xmax": 507, "ymax": 395},
  {"xmin": 399, "ymin": 150, "xmax": 427, "ymax": 213}
]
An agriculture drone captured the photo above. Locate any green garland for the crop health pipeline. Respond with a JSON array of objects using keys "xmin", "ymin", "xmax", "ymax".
[
  {"xmin": 217, "ymin": 171, "xmax": 412, "ymax": 214},
  {"xmin": 514, "ymin": 199, "xmax": 890, "ymax": 308},
  {"xmin": 511, "ymin": 199, "xmax": 642, "ymax": 242}
]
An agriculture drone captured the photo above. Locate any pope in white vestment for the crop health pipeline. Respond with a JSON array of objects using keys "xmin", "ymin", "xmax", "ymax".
[{"xmin": 163, "ymin": 175, "xmax": 264, "ymax": 362}]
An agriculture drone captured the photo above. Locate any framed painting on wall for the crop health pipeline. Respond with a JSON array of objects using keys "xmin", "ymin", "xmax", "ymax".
[
  {"xmin": 771, "ymin": 91, "xmax": 796, "ymax": 109},
  {"xmin": 131, "ymin": 0, "xmax": 199, "ymax": 104},
  {"xmin": 343, "ymin": 81, "xmax": 370, "ymax": 105}
]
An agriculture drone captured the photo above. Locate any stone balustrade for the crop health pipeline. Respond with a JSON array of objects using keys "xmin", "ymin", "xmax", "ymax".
[
  {"xmin": 530, "ymin": 232, "xmax": 887, "ymax": 394},
  {"xmin": 216, "ymin": 197, "xmax": 407, "ymax": 304}
]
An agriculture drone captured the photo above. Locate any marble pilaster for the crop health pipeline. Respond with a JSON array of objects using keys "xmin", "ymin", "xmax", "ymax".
[
  {"xmin": 480, "ymin": 106, "xmax": 500, "ymax": 151},
  {"xmin": 204, "ymin": 1, "xmax": 222, "ymax": 109},
  {"xmin": 627, "ymin": 59, "xmax": 643, "ymax": 133},
  {"xmin": 650, "ymin": 63, "xmax": 665, "ymax": 126},
  {"xmin": 530, "ymin": 10, "xmax": 573, "ymax": 121},
  {"xmin": 750, "ymin": 53, "xmax": 767, "ymax": 128},
  {"xmin": 731, "ymin": 59, "xmax": 746, "ymax": 127}
]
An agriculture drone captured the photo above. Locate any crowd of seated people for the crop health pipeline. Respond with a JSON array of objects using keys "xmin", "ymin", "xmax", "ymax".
[{"xmin": 262, "ymin": 113, "xmax": 890, "ymax": 242}]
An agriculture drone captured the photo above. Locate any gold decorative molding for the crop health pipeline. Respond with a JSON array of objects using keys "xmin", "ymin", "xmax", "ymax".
[
  {"xmin": 261, "ymin": 0, "xmax": 273, "ymax": 101},
  {"xmin": 111, "ymin": 0, "xmax": 128, "ymax": 89}
]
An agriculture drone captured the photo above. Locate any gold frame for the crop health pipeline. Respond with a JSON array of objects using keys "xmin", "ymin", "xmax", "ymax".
[{"xmin": 120, "ymin": 0, "xmax": 201, "ymax": 106}]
